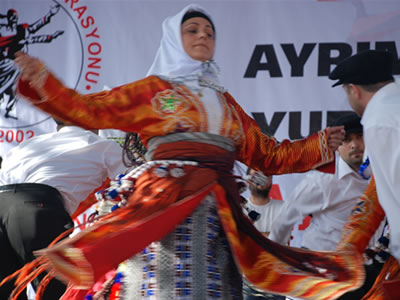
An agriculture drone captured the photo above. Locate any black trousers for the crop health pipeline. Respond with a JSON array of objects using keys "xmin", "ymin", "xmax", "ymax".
[{"xmin": 0, "ymin": 183, "xmax": 73, "ymax": 300}]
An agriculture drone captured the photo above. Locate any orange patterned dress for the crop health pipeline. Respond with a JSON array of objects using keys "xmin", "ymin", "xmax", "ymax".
[{"xmin": 12, "ymin": 73, "xmax": 366, "ymax": 300}]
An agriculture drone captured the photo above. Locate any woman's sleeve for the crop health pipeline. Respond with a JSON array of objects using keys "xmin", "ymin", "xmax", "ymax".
[
  {"xmin": 17, "ymin": 72, "xmax": 171, "ymax": 131},
  {"xmin": 228, "ymin": 95, "xmax": 335, "ymax": 175}
]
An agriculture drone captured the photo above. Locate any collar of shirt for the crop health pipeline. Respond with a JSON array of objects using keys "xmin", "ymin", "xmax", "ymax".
[{"xmin": 337, "ymin": 154, "xmax": 361, "ymax": 180}]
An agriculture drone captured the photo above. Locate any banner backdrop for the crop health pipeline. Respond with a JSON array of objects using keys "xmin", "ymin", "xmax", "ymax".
[{"xmin": 1, "ymin": 0, "xmax": 400, "ymax": 215}]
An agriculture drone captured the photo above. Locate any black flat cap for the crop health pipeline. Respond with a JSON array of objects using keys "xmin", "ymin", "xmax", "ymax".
[
  {"xmin": 334, "ymin": 112, "xmax": 362, "ymax": 134},
  {"xmin": 329, "ymin": 50, "xmax": 394, "ymax": 87}
]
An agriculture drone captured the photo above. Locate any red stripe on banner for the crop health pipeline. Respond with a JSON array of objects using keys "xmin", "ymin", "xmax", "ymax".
[{"xmin": 269, "ymin": 184, "xmax": 283, "ymax": 200}]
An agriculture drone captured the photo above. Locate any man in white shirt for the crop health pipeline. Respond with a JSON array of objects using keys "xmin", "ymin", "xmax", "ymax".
[
  {"xmin": 243, "ymin": 169, "xmax": 283, "ymax": 238},
  {"xmin": 329, "ymin": 49, "xmax": 400, "ymax": 266},
  {"xmin": 0, "ymin": 121, "xmax": 126, "ymax": 300},
  {"xmin": 269, "ymin": 113, "xmax": 368, "ymax": 250},
  {"xmin": 269, "ymin": 113, "xmax": 378, "ymax": 300}
]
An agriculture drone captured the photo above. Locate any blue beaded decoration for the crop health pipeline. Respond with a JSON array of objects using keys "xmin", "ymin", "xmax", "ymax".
[{"xmin": 358, "ymin": 157, "xmax": 371, "ymax": 180}]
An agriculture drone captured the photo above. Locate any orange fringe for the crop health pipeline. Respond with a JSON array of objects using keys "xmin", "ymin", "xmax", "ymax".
[
  {"xmin": 8, "ymin": 263, "xmax": 48, "ymax": 300},
  {"xmin": 34, "ymin": 272, "xmax": 54, "ymax": 300}
]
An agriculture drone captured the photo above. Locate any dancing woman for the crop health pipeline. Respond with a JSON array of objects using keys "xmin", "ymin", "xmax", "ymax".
[{"xmin": 13, "ymin": 4, "xmax": 362, "ymax": 300}]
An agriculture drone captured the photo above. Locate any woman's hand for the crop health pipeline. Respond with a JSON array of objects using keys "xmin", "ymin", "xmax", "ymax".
[
  {"xmin": 326, "ymin": 126, "xmax": 345, "ymax": 152},
  {"xmin": 14, "ymin": 52, "xmax": 48, "ymax": 89},
  {"xmin": 244, "ymin": 170, "xmax": 268, "ymax": 188}
]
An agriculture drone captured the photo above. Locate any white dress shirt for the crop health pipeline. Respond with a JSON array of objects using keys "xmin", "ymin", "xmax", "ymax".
[
  {"xmin": 361, "ymin": 81, "xmax": 400, "ymax": 263},
  {"xmin": 0, "ymin": 126, "xmax": 126, "ymax": 215},
  {"xmin": 269, "ymin": 156, "xmax": 369, "ymax": 251}
]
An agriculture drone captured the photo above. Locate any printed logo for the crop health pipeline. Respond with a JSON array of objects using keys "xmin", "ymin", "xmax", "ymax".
[
  {"xmin": 0, "ymin": 4, "xmax": 63, "ymax": 120},
  {"xmin": 0, "ymin": 0, "xmax": 104, "ymax": 155}
]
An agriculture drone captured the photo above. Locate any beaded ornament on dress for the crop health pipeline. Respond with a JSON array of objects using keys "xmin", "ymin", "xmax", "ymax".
[
  {"xmin": 95, "ymin": 160, "xmax": 199, "ymax": 215},
  {"xmin": 160, "ymin": 60, "xmax": 226, "ymax": 98}
]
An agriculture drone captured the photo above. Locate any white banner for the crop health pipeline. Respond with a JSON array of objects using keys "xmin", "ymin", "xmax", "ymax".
[{"xmin": 1, "ymin": 0, "xmax": 399, "ymax": 207}]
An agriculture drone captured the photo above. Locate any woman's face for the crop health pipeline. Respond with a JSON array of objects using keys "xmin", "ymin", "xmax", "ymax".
[{"xmin": 181, "ymin": 17, "xmax": 215, "ymax": 62}]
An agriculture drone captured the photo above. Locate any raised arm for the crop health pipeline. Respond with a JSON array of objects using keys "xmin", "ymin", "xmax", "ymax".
[
  {"xmin": 225, "ymin": 93, "xmax": 343, "ymax": 175},
  {"xmin": 14, "ymin": 52, "xmax": 171, "ymax": 132}
]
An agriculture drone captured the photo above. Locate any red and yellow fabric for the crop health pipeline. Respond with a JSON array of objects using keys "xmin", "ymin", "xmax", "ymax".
[
  {"xmin": 215, "ymin": 184, "xmax": 364, "ymax": 300},
  {"xmin": 337, "ymin": 176, "xmax": 386, "ymax": 254},
  {"xmin": 361, "ymin": 256, "xmax": 400, "ymax": 300},
  {"xmin": 33, "ymin": 141, "xmax": 363, "ymax": 300},
  {"xmin": 337, "ymin": 177, "xmax": 400, "ymax": 299},
  {"xmin": 11, "ymin": 73, "xmax": 362, "ymax": 300}
]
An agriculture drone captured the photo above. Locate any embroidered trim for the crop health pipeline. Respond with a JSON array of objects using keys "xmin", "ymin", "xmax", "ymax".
[
  {"xmin": 152, "ymin": 89, "xmax": 189, "ymax": 116},
  {"xmin": 141, "ymin": 244, "xmax": 159, "ymax": 298},
  {"xmin": 228, "ymin": 103, "xmax": 245, "ymax": 144},
  {"xmin": 177, "ymin": 85, "xmax": 207, "ymax": 132},
  {"xmin": 318, "ymin": 130, "xmax": 330, "ymax": 162},
  {"xmin": 218, "ymin": 93, "xmax": 232, "ymax": 138},
  {"xmin": 158, "ymin": 60, "xmax": 226, "ymax": 93},
  {"xmin": 151, "ymin": 86, "xmax": 207, "ymax": 134},
  {"xmin": 95, "ymin": 160, "xmax": 199, "ymax": 213}
]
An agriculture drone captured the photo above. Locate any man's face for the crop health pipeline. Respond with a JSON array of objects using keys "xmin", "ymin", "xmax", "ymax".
[{"xmin": 337, "ymin": 132, "xmax": 365, "ymax": 170}]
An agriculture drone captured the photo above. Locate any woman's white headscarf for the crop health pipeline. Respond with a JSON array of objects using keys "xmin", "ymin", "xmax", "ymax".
[{"xmin": 147, "ymin": 4, "xmax": 222, "ymax": 90}]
